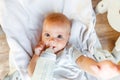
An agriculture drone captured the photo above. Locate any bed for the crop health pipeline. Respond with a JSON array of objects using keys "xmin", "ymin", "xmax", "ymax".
[{"xmin": 0, "ymin": 0, "xmax": 119, "ymax": 80}]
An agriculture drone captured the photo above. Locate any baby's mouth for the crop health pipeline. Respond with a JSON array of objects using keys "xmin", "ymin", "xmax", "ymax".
[
  {"xmin": 47, "ymin": 45, "xmax": 56, "ymax": 50},
  {"xmin": 52, "ymin": 46, "xmax": 55, "ymax": 49}
]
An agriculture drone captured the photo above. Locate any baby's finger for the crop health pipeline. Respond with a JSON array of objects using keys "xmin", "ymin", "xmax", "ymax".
[
  {"xmin": 35, "ymin": 47, "xmax": 43, "ymax": 56},
  {"xmin": 36, "ymin": 42, "xmax": 46, "ymax": 49}
]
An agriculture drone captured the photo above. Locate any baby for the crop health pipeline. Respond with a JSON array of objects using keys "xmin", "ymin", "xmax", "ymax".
[{"xmin": 28, "ymin": 13, "xmax": 120, "ymax": 80}]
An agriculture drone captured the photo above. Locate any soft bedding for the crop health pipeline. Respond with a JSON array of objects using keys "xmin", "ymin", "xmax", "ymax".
[{"xmin": 0, "ymin": 0, "xmax": 101, "ymax": 79}]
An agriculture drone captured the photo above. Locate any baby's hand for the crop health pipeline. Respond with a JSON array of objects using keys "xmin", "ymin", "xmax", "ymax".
[
  {"xmin": 91, "ymin": 60, "xmax": 120, "ymax": 79},
  {"xmin": 35, "ymin": 41, "xmax": 45, "ymax": 56}
]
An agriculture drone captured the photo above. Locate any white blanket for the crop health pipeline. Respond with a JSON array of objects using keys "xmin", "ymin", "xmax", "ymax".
[{"xmin": 0, "ymin": 0, "xmax": 101, "ymax": 79}]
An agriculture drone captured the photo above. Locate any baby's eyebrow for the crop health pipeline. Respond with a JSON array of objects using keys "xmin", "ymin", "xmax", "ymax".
[
  {"xmin": 43, "ymin": 31, "xmax": 49, "ymax": 33},
  {"xmin": 57, "ymin": 34, "xmax": 62, "ymax": 36}
]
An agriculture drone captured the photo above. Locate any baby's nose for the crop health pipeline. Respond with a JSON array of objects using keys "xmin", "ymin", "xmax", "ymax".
[
  {"xmin": 48, "ymin": 37, "xmax": 56, "ymax": 45},
  {"xmin": 49, "ymin": 37, "xmax": 55, "ymax": 41}
]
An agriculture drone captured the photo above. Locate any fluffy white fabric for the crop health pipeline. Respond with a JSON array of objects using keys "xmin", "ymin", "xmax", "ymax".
[
  {"xmin": 0, "ymin": 0, "xmax": 4, "ymax": 24},
  {"xmin": 0, "ymin": 0, "xmax": 101, "ymax": 79}
]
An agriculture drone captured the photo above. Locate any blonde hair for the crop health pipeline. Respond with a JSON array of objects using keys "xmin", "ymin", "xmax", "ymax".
[{"xmin": 43, "ymin": 13, "xmax": 71, "ymax": 31}]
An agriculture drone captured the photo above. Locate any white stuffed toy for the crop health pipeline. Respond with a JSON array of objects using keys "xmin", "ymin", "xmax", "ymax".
[{"xmin": 95, "ymin": 0, "xmax": 120, "ymax": 32}]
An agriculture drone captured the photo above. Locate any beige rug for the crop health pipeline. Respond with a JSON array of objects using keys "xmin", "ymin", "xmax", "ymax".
[{"xmin": 0, "ymin": 27, "xmax": 9, "ymax": 80}]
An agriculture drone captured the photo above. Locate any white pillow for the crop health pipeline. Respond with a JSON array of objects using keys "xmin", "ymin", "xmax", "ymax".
[
  {"xmin": 0, "ymin": 0, "xmax": 4, "ymax": 24},
  {"xmin": 1, "ymin": 0, "xmax": 99, "ymax": 79}
]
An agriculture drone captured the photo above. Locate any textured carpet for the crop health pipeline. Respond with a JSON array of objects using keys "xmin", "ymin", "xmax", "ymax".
[{"xmin": 0, "ymin": 27, "xmax": 9, "ymax": 80}]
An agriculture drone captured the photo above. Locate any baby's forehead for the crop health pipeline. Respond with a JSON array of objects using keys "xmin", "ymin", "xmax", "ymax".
[
  {"xmin": 43, "ymin": 23, "xmax": 71, "ymax": 32},
  {"xmin": 43, "ymin": 13, "xmax": 71, "ymax": 28}
]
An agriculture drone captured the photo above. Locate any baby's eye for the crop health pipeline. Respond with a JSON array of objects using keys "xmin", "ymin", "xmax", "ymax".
[
  {"xmin": 45, "ymin": 33, "xmax": 50, "ymax": 37},
  {"xmin": 57, "ymin": 35, "xmax": 63, "ymax": 39}
]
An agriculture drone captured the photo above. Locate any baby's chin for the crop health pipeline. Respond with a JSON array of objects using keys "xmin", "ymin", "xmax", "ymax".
[
  {"xmin": 53, "ymin": 49, "xmax": 58, "ymax": 54},
  {"xmin": 54, "ymin": 48, "xmax": 64, "ymax": 55},
  {"xmin": 53, "ymin": 48, "xmax": 59, "ymax": 54}
]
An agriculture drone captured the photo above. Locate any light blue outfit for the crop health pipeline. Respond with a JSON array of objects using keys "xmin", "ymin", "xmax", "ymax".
[
  {"xmin": 4, "ymin": 45, "xmax": 120, "ymax": 80},
  {"xmin": 53, "ymin": 45, "xmax": 97, "ymax": 80},
  {"xmin": 32, "ymin": 44, "xmax": 97, "ymax": 80}
]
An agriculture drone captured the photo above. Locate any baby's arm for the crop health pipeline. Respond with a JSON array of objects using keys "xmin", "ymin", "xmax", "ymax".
[
  {"xmin": 76, "ymin": 55, "xmax": 120, "ymax": 79},
  {"xmin": 76, "ymin": 55, "xmax": 98, "ymax": 76},
  {"xmin": 27, "ymin": 41, "xmax": 45, "ymax": 77},
  {"xmin": 28, "ymin": 54, "xmax": 39, "ymax": 77}
]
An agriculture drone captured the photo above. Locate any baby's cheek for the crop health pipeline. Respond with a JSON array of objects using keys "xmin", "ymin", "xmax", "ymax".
[
  {"xmin": 59, "ymin": 41, "xmax": 67, "ymax": 48},
  {"xmin": 42, "ymin": 39, "xmax": 48, "ymax": 45}
]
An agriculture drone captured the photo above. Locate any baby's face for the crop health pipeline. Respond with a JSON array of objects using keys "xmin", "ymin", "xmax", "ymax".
[{"xmin": 42, "ymin": 24, "xmax": 70, "ymax": 53}]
